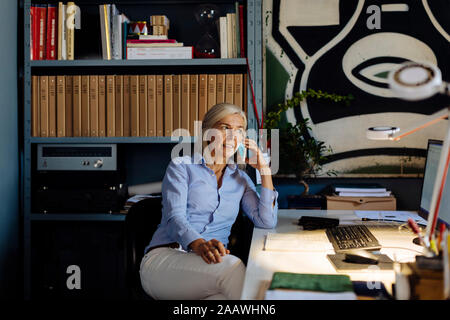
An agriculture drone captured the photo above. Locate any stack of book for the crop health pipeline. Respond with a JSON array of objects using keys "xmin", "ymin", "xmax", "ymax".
[
  {"xmin": 330, "ymin": 184, "xmax": 392, "ymax": 197},
  {"xmin": 99, "ymin": 4, "xmax": 130, "ymax": 60},
  {"xmin": 125, "ymin": 14, "xmax": 192, "ymax": 60},
  {"xmin": 99, "ymin": 7, "xmax": 192, "ymax": 60},
  {"xmin": 31, "ymin": 73, "xmax": 247, "ymax": 138},
  {"xmin": 30, "ymin": 2, "xmax": 80, "ymax": 60},
  {"xmin": 217, "ymin": 2, "xmax": 245, "ymax": 59}
]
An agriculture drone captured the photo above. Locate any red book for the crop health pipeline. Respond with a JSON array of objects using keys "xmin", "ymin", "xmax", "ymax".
[
  {"xmin": 46, "ymin": 4, "xmax": 57, "ymax": 60},
  {"xmin": 30, "ymin": 4, "xmax": 35, "ymax": 60},
  {"xmin": 126, "ymin": 39, "xmax": 177, "ymax": 44},
  {"xmin": 239, "ymin": 5, "xmax": 245, "ymax": 58},
  {"xmin": 37, "ymin": 4, "xmax": 47, "ymax": 60},
  {"xmin": 31, "ymin": 4, "xmax": 39, "ymax": 60}
]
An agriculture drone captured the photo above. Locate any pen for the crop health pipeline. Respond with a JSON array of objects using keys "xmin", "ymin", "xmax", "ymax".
[
  {"xmin": 430, "ymin": 235, "xmax": 438, "ymax": 255},
  {"xmin": 361, "ymin": 217, "xmax": 397, "ymax": 222},
  {"xmin": 361, "ymin": 218, "xmax": 398, "ymax": 222},
  {"xmin": 438, "ymin": 223, "xmax": 446, "ymax": 252},
  {"xmin": 408, "ymin": 218, "xmax": 426, "ymax": 247}
]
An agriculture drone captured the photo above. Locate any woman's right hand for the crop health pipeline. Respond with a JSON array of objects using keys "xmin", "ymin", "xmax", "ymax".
[{"xmin": 189, "ymin": 238, "xmax": 230, "ymax": 264}]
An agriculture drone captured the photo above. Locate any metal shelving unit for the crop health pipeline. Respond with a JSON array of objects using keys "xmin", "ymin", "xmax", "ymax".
[
  {"xmin": 22, "ymin": 0, "xmax": 262, "ymax": 299},
  {"xmin": 30, "ymin": 213, "xmax": 126, "ymax": 221},
  {"xmin": 30, "ymin": 58, "xmax": 247, "ymax": 67},
  {"xmin": 30, "ymin": 136, "xmax": 196, "ymax": 143}
]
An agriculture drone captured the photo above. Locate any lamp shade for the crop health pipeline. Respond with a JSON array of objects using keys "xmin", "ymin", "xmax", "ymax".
[
  {"xmin": 366, "ymin": 126, "xmax": 400, "ymax": 140},
  {"xmin": 388, "ymin": 61, "xmax": 442, "ymax": 101}
]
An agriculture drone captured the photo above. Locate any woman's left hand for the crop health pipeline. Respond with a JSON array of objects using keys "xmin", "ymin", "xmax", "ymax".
[{"xmin": 242, "ymin": 138, "xmax": 270, "ymax": 173}]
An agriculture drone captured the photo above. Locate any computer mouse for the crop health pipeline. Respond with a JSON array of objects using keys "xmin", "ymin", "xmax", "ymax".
[{"xmin": 344, "ymin": 250, "xmax": 379, "ymax": 265}]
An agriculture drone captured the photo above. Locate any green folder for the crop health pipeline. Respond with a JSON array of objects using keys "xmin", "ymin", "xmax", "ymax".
[{"xmin": 269, "ymin": 272, "xmax": 354, "ymax": 293}]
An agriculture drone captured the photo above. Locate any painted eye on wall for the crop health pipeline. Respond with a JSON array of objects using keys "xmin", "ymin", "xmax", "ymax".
[
  {"xmin": 266, "ymin": 0, "xmax": 450, "ymax": 176},
  {"xmin": 342, "ymin": 32, "xmax": 437, "ymax": 98},
  {"xmin": 352, "ymin": 56, "xmax": 408, "ymax": 89}
]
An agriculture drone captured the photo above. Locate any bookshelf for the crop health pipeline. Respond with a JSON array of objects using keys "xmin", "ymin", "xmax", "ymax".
[
  {"xmin": 31, "ymin": 58, "xmax": 247, "ymax": 67},
  {"xmin": 31, "ymin": 213, "xmax": 127, "ymax": 221},
  {"xmin": 22, "ymin": 0, "xmax": 262, "ymax": 299},
  {"xmin": 30, "ymin": 136, "xmax": 196, "ymax": 143}
]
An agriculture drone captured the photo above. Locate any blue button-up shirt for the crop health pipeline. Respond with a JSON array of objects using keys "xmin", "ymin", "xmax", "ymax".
[{"xmin": 145, "ymin": 153, "xmax": 279, "ymax": 253}]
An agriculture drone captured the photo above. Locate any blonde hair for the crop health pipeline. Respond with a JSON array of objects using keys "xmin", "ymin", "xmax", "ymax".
[
  {"xmin": 201, "ymin": 103, "xmax": 247, "ymax": 168},
  {"xmin": 202, "ymin": 103, "xmax": 247, "ymax": 133}
]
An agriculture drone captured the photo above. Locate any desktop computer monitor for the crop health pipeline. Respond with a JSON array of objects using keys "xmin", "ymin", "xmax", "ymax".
[{"xmin": 418, "ymin": 139, "xmax": 450, "ymax": 230}]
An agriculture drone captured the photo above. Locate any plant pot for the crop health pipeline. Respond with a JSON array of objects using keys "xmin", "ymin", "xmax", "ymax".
[{"xmin": 287, "ymin": 194, "xmax": 325, "ymax": 210}]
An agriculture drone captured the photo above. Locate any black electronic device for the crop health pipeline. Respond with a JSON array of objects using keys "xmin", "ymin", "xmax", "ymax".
[
  {"xmin": 297, "ymin": 216, "xmax": 339, "ymax": 230},
  {"xmin": 33, "ymin": 144, "xmax": 127, "ymax": 214},
  {"xmin": 327, "ymin": 253, "xmax": 393, "ymax": 272},
  {"xmin": 344, "ymin": 250, "xmax": 379, "ymax": 264},
  {"xmin": 326, "ymin": 225, "xmax": 382, "ymax": 252},
  {"xmin": 415, "ymin": 255, "xmax": 443, "ymax": 271}
]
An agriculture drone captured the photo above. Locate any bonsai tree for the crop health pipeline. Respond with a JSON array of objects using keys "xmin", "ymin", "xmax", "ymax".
[{"xmin": 264, "ymin": 89, "xmax": 353, "ymax": 196}]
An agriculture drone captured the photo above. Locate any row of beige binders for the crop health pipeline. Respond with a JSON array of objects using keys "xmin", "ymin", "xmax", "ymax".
[{"xmin": 31, "ymin": 73, "xmax": 247, "ymax": 137}]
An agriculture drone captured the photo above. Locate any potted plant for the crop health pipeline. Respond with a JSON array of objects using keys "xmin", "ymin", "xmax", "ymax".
[{"xmin": 264, "ymin": 89, "xmax": 353, "ymax": 209}]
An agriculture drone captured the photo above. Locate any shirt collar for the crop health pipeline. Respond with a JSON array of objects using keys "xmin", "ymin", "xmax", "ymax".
[{"xmin": 192, "ymin": 152, "xmax": 238, "ymax": 172}]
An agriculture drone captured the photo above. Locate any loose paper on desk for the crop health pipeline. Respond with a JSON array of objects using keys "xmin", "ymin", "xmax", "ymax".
[
  {"xmin": 354, "ymin": 211, "xmax": 428, "ymax": 226},
  {"xmin": 264, "ymin": 232, "xmax": 333, "ymax": 252}
]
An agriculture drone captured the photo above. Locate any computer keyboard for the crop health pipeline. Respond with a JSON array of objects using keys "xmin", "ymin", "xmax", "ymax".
[{"xmin": 326, "ymin": 225, "xmax": 382, "ymax": 252}]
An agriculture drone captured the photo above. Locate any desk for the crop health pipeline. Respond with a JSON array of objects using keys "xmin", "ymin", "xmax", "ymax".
[{"xmin": 241, "ymin": 209, "xmax": 426, "ymax": 300}]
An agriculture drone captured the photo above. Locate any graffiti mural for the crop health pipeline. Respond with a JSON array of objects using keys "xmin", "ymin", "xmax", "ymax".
[{"xmin": 264, "ymin": 0, "xmax": 450, "ymax": 176}]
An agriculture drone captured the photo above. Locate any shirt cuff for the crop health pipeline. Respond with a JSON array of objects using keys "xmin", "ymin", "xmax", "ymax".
[
  {"xmin": 260, "ymin": 186, "xmax": 278, "ymax": 205},
  {"xmin": 179, "ymin": 228, "xmax": 203, "ymax": 251}
]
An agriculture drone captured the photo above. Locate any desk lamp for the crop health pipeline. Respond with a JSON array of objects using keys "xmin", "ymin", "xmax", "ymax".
[{"xmin": 366, "ymin": 61, "xmax": 450, "ymax": 244}]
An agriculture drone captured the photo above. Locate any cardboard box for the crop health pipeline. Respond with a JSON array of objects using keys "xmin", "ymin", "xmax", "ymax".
[
  {"xmin": 398, "ymin": 261, "xmax": 445, "ymax": 300},
  {"xmin": 326, "ymin": 195, "xmax": 396, "ymax": 211}
]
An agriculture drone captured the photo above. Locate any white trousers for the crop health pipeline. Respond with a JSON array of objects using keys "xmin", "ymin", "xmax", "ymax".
[{"xmin": 139, "ymin": 247, "xmax": 246, "ymax": 300}]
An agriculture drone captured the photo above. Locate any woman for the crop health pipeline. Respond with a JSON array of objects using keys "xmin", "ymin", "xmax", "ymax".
[{"xmin": 140, "ymin": 103, "xmax": 278, "ymax": 300}]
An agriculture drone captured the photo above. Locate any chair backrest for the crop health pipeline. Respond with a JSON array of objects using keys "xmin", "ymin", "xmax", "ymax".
[
  {"xmin": 228, "ymin": 210, "xmax": 253, "ymax": 265},
  {"xmin": 125, "ymin": 196, "xmax": 163, "ymax": 296}
]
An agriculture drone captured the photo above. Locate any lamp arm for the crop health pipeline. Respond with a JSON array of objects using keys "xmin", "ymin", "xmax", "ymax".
[{"xmin": 390, "ymin": 107, "xmax": 449, "ymax": 141}]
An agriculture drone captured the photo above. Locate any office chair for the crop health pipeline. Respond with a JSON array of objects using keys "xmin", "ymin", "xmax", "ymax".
[
  {"xmin": 228, "ymin": 209, "xmax": 254, "ymax": 265},
  {"xmin": 125, "ymin": 196, "xmax": 162, "ymax": 300},
  {"xmin": 125, "ymin": 197, "xmax": 254, "ymax": 300}
]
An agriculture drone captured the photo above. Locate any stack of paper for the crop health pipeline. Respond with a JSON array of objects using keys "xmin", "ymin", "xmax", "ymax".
[{"xmin": 331, "ymin": 184, "xmax": 391, "ymax": 197}]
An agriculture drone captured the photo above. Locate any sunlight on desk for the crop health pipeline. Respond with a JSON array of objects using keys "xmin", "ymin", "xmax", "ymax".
[{"xmin": 264, "ymin": 232, "xmax": 333, "ymax": 251}]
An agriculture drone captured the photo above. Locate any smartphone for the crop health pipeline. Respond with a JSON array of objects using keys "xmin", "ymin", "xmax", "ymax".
[{"xmin": 237, "ymin": 143, "xmax": 246, "ymax": 161}]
